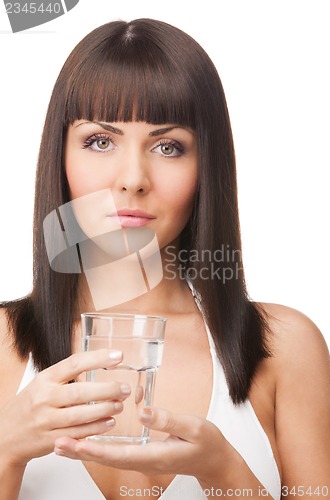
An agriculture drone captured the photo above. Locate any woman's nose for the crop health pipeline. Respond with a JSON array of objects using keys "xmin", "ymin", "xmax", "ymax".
[{"xmin": 114, "ymin": 150, "xmax": 150, "ymax": 195}]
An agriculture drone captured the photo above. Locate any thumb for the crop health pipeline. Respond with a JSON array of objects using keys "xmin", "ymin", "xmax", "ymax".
[{"xmin": 139, "ymin": 407, "xmax": 206, "ymax": 442}]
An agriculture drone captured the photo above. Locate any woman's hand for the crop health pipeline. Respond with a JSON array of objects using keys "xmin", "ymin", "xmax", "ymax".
[
  {"xmin": 54, "ymin": 407, "xmax": 262, "ymax": 492},
  {"xmin": 0, "ymin": 349, "xmax": 130, "ymax": 468}
]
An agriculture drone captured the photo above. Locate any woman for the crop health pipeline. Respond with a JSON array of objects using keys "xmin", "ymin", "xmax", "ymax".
[{"xmin": 0, "ymin": 18, "xmax": 328, "ymax": 500}]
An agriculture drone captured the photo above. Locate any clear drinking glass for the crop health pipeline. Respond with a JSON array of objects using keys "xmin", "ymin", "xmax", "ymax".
[{"xmin": 81, "ymin": 312, "xmax": 166, "ymax": 444}]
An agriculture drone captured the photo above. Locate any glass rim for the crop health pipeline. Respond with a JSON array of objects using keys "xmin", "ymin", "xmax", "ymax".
[{"xmin": 81, "ymin": 312, "xmax": 167, "ymax": 323}]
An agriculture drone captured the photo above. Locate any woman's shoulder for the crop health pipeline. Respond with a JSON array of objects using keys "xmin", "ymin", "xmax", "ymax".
[
  {"xmin": 260, "ymin": 302, "xmax": 328, "ymax": 351},
  {"xmin": 256, "ymin": 304, "xmax": 330, "ymax": 484},
  {"xmin": 0, "ymin": 307, "xmax": 15, "ymax": 359},
  {"xmin": 0, "ymin": 306, "xmax": 26, "ymax": 366},
  {"xmin": 0, "ymin": 308, "xmax": 27, "ymax": 404},
  {"xmin": 258, "ymin": 302, "xmax": 329, "ymax": 380}
]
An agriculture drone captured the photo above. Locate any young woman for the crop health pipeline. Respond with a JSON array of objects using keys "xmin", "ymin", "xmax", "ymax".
[{"xmin": 0, "ymin": 19, "xmax": 329, "ymax": 500}]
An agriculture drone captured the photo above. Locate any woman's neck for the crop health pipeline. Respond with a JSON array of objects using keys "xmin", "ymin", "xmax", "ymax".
[
  {"xmin": 78, "ymin": 272, "xmax": 194, "ymax": 317},
  {"xmin": 76, "ymin": 239, "xmax": 195, "ymax": 316}
]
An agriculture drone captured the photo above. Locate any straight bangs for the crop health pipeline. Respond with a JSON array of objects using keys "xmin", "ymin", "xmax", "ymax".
[{"xmin": 64, "ymin": 30, "xmax": 199, "ymax": 129}]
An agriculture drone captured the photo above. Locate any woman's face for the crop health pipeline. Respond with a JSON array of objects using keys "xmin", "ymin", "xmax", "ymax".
[{"xmin": 65, "ymin": 120, "xmax": 198, "ymax": 251}]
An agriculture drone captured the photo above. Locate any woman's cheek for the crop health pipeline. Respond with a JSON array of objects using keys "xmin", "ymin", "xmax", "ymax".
[
  {"xmin": 167, "ymin": 173, "xmax": 198, "ymax": 212},
  {"xmin": 66, "ymin": 162, "xmax": 113, "ymax": 199}
]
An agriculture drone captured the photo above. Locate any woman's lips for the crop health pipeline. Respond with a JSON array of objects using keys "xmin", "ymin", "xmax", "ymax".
[
  {"xmin": 108, "ymin": 209, "xmax": 156, "ymax": 228},
  {"xmin": 113, "ymin": 215, "xmax": 154, "ymax": 227}
]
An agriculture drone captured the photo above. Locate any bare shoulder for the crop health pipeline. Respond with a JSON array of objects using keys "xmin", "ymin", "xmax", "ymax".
[
  {"xmin": 0, "ymin": 306, "xmax": 25, "ymax": 367},
  {"xmin": 0, "ymin": 307, "xmax": 15, "ymax": 358},
  {"xmin": 259, "ymin": 303, "xmax": 330, "ymax": 487},
  {"xmin": 259, "ymin": 301, "xmax": 329, "ymax": 399},
  {"xmin": 259, "ymin": 302, "xmax": 329, "ymax": 369},
  {"xmin": 0, "ymin": 308, "xmax": 27, "ymax": 405}
]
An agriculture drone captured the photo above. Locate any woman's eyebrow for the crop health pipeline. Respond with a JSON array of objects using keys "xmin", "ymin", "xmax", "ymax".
[
  {"xmin": 149, "ymin": 126, "xmax": 182, "ymax": 136},
  {"xmin": 95, "ymin": 122, "xmax": 124, "ymax": 135},
  {"xmin": 149, "ymin": 126, "xmax": 194, "ymax": 136},
  {"xmin": 75, "ymin": 121, "xmax": 124, "ymax": 135},
  {"xmin": 97, "ymin": 124, "xmax": 187, "ymax": 136}
]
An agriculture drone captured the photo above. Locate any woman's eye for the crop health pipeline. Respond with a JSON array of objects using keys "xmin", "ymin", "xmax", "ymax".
[
  {"xmin": 94, "ymin": 138, "xmax": 112, "ymax": 151},
  {"xmin": 82, "ymin": 134, "xmax": 114, "ymax": 153},
  {"xmin": 153, "ymin": 140, "xmax": 184, "ymax": 157}
]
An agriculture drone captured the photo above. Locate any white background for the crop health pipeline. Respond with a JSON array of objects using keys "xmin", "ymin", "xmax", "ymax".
[{"xmin": 0, "ymin": 1, "xmax": 329, "ymax": 346}]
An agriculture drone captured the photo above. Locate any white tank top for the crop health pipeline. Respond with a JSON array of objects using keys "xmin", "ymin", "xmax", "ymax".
[{"xmin": 17, "ymin": 311, "xmax": 281, "ymax": 500}]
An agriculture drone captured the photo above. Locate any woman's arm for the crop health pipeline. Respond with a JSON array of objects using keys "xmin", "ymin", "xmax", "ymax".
[
  {"xmin": 0, "ymin": 348, "xmax": 129, "ymax": 463},
  {"xmin": 0, "ymin": 460, "xmax": 26, "ymax": 500},
  {"xmin": 0, "ymin": 309, "xmax": 131, "ymax": 497},
  {"xmin": 267, "ymin": 304, "xmax": 330, "ymax": 498},
  {"xmin": 0, "ymin": 309, "xmax": 26, "ymax": 500}
]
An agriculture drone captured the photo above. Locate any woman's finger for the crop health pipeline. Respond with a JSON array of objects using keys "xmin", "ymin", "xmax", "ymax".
[
  {"xmin": 58, "ymin": 417, "xmax": 117, "ymax": 441},
  {"xmin": 139, "ymin": 407, "xmax": 207, "ymax": 442},
  {"xmin": 51, "ymin": 381, "xmax": 131, "ymax": 407},
  {"xmin": 55, "ymin": 436, "xmax": 107, "ymax": 461},
  {"xmin": 42, "ymin": 349, "xmax": 123, "ymax": 384},
  {"xmin": 54, "ymin": 435, "xmax": 169, "ymax": 469},
  {"xmin": 53, "ymin": 400, "xmax": 124, "ymax": 428}
]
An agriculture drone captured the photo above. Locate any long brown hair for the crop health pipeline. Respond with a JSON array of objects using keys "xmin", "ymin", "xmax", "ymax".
[{"xmin": 2, "ymin": 19, "xmax": 270, "ymax": 404}]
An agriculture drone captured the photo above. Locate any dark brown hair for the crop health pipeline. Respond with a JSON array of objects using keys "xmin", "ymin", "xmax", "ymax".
[{"xmin": 2, "ymin": 19, "xmax": 270, "ymax": 404}]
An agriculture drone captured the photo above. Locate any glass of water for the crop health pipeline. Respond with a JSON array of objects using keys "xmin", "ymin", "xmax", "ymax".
[{"xmin": 81, "ymin": 312, "xmax": 166, "ymax": 444}]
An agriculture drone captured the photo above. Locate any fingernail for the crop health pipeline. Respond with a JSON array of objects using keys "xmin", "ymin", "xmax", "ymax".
[
  {"xmin": 141, "ymin": 407, "xmax": 153, "ymax": 421},
  {"xmin": 114, "ymin": 402, "xmax": 123, "ymax": 411},
  {"xmin": 109, "ymin": 350, "xmax": 122, "ymax": 361},
  {"xmin": 120, "ymin": 384, "xmax": 131, "ymax": 395},
  {"xmin": 106, "ymin": 418, "xmax": 115, "ymax": 427},
  {"xmin": 54, "ymin": 447, "xmax": 64, "ymax": 456}
]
